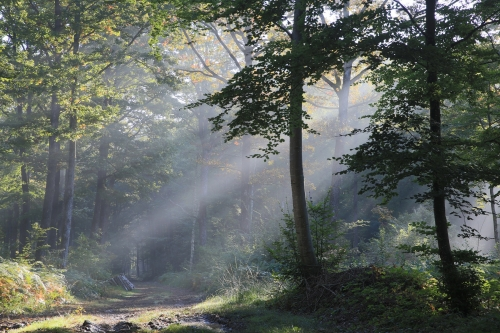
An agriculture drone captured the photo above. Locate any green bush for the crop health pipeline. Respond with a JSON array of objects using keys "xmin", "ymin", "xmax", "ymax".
[
  {"xmin": 268, "ymin": 194, "xmax": 346, "ymax": 281},
  {"xmin": 61, "ymin": 234, "xmax": 115, "ymax": 299},
  {"xmin": 67, "ymin": 234, "xmax": 114, "ymax": 280}
]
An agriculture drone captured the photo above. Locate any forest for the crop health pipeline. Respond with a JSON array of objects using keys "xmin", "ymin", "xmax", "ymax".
[{"xmin": 1, "ymin": 0, "xmax": 500, "ymax": 332}]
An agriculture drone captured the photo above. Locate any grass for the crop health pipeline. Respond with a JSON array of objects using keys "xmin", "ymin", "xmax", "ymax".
[
  {"xmin": 193, "ymin": 288, "xmax": 323, "ymax": 333},
  {"xmin": 10, "ymin": 314, "xmax": 99, "ymax": 333},
  {"xmin": 8, "ymin": 265, "xmax": 500, "ymax": 333}
]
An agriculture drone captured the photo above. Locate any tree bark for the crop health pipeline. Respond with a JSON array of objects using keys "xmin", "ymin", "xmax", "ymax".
[
  {"xmin": 240, "ymin": 135, "xmax": 252, "ymax": 233},
  {"xmin": 10, "ymin": 205, "xmax": 19, "ymax": 258},
  {"xmin": 91, "ymin": 135, "xmax": 109, "ymax": 239},
  {"xmin": 197, "ymin": 110, "xmax": 209, "ymax": 246},
  {"xmin": 425, "ymin": 0, "xmax": 463, "ymax": 313},
  {"xmin": 18, "ymin": 95, "xmax": 31, "ymax": 255},
  {"xmin": 36, "ymin": 0, "xmax": 63, "ymax": 262},
  {"xmin": 239, "ymin": 37, "xmax": 255, "ymax": 234},
  {"xmin": 330, "ymin": 60, "xmax": 353, "ymax": 216},
  {"xmin": 37, "ymin": 93, "xmax": 60, "ymax": 261},
  {"xmin": 48, "ymin": 164, "xmax": 61, "ymax": 249},
  {"xmin": 490, "ymin": 185, "xmax": 498, "ymax": 243},
  {"xmin": 61, "ymin": 136, "xmax": 76, "ymax": 268},
  {"xmin": 290, "ymin": 0, "xmax": 320, "ymax": 277},
  {"xmin": 61, "ymin": 9, "xmax": 81, "ymax": 267}
]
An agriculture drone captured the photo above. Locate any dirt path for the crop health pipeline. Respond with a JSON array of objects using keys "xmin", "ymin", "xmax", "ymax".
[
  {"xmin": 1, "ymin": 281, "xmax": 227, "ymax": 332},
  {"xmin": 82, "ymin": 280, "xmax": 204, "ymax": 314}
]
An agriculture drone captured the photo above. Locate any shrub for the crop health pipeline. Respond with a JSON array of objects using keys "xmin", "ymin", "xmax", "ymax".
[
  {"xmin": 268, "ymin": 193, "xmax": 346, "ymax": 282},
  {"xmin": 0, "ymin": 258, "xmax": 70, "ymax": 314}
]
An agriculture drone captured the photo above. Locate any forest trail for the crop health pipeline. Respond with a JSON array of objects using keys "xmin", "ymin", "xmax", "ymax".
[
  {"xmin": 81, "ymin": 280, "xmax": 204, "ymax": 314},
  {"xmin": 1, "ymin": 281, "xmax": 228, "ymax": 332}
]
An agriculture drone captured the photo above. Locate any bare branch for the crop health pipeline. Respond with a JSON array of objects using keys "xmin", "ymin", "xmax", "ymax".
[
  {"xmin": 321, "ymin": 75, "xmax": 341, "ymax": 92},
  {"xmin": 177, "ymin": 68, "xmax": 225, "ymax": 80},
  {"xmin": 450, "ymin": 16, "xmax": 500, "ymax": 49},
  {"xmin": 182, "ymin": 29, "xmax": 227, "ymax": 83},
  {"xmin": 230, "ymin": 30, "xmax": 246, "ymax": 53},
  {"xmin": 350, "ymin": 66, "xmax": 370, "ymax": 84},
  {"xmin": 204, "ymin": 22, "xmax": 242, "ymax": 71},
  {"xmin": 274, "ymin": 22, "xmax": 292, "ymax": 38}
]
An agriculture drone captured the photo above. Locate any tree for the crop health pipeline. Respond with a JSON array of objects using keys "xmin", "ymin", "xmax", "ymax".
[
  {"xmin": 183, "ymin": 0, "xmax": 385, "ymax": 277},
  {"xmin": 340, "ymin": 0, "xmax": 500, "ymax": 314}
]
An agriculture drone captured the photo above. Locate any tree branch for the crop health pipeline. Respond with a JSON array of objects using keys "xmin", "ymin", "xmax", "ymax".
[
  {"xmin": 204, "ymin": 22, "xmax": 242, "ymax": 71},
  {"xmin": 321, "ymin": 75, "xmax": 341, "ymax": 92},
  {"xmin": 274, "ymin": 22, "xmax": 292, "ymax": 38},
  {"xmin": 394, "ymin": 0, "xmax": 426, "ymax": 38},
  {"xmin": 182, "ymin": 29, "xmax": 227, "ymax": 83}
]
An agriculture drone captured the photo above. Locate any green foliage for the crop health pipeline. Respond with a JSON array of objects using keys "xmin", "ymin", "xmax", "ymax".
[
  {"xmin": 393, "ymin": 212, "xmax": 490, "ymax": 314},
  {"xmin": 269, "ymin": 195, "xmax": 346, "ymax": 281},
  {"xmin": 0, "ymin": 258, "xmax": 70, "ymax": 314},
  {"xmin": 63, "ymin": 234, "xmax": 114, "ymax": 299},
  {"xmin": 63, "ymin": 269, "xmax": 107, "ymax": 300},
  {"xmin": 67, "ymin": 234, "xmax": 114, "ymax": 281},
  {"xmin": 15, "ymin": 223, "xmax": 51, "ymax": 264},
  {"xmin": 161, "ymin": 239, "xmax": 273, "ymax": 298}
]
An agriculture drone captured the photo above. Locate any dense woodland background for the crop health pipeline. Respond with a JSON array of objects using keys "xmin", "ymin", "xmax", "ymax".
[{"xmin": 2, "ymin": 0, "xmax": 500, "ymax": 322}]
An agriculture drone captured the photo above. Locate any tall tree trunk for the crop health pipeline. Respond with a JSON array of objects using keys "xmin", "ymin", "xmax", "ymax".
[
  {"xmin": 197, "ymin": 113, "xmax": 209, "ymax": 246},
  {"xmin": 490, "ymin": 185, "xmax": 499, "ymax": 243},
  {"xmin": 37, "ymin": 93, "xmax": 60, "ymax": 261},
  {"xmin": 197, "ymin": 161, "xmax": 208, "ymax": 246},
  {"xmin": 425, "ymin": 0, "xmax": 462, "ymax": 313},
  {"xmin": 91, "ymin": 136, "xmax": 109, "ymax": 239},
  {"xmin": 239, "ymin": 40, "xmax": 255, "ymax": 234},
  {"xmin": 48, "ymin": 164, "xmax": 61, "ymax": 249},
  {"xmin": 18, "ymin": 94, "xmax": 32, "ymax": 255},
  {"xmin": 290, "ymin": 0, "xmax": 320, "ymax": 278},
  {"xmin": 189, "ymin": 218, "xmax": 196, "ymax": 272},
  {"xmin": 240, "ymin": 135, "xmax": 252, "ymax": 233},
  {"xmin": 99, "ymin": 175, "xmax": 114, "ymax": 243},
  {"xmin": 61, "ymin": 136, "xmax": 76, "ymax": 268},
  {"xmin": 330, "ymin": 59, "xmax": 353, "ymax": 215},
  {"xmin": 36, "ymin": 0, "xmax": 62, "ymax": 262},
  {"xmin": 61, "ymin": 10, "xmax": 81, "ymax": 267},
  {"xmin": 9, "ymin": 205, "xmax": 19, "ymax": 258}
]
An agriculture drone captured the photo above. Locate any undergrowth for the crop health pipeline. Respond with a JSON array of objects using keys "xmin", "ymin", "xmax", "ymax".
[
  {"xmin": 271, "ymin": 265, "xmax": 500, "ymax": 332},
  {"xmin": 0, "ymin": 258, "xmax": 70, "ymax": 314}
]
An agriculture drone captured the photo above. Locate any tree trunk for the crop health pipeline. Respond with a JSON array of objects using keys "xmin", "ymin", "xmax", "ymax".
[
  {"xmin": 490, "ymin": 185, "xmax": 499, "ymax": 243},
  {"xmin": 10, "ymin": 205, "xmax": 19, "ymax": 258},
  {"xmin": 60, "ymin": 4, "xmax": 82, "ymax": 267},
  {"xmin": 240, "ymin": 135, "xmax": 252, "ymax": 233},
  {"xmin": 37, "ymin": 92, "xmax": 60, "ymax": 261},
  {"xmin": 330, "ymin": 59, "xmax": 353, "ymax": 215},
  {"xmin": 48, "ymin": 164, "xmax": 61, "ymax": 249},
  {"xmin": 18, "ymin": 94, "xmax": 31, "ymax": 255},
  {"xmin": 197, "ymin": 114, "xmax": 209, "ymax": 246},
  {"xmin": 189, "ymin": 218, "xmax": 196, "ymax": 272},
  {"xmin": 61, "ymin": 137, "xmax": 76, "ymax": 268},
  {"xmin": 240, "ymin": 39, "xmax": 255, "ymax": 234},
  {"xmin": 36, "ymin": 0, "xmax": 62, "ymax": 262},
  {"xmin": 91, "ymin": 136, "xmax": 109, "ymax": 239},
  {"xmin": 290, "ymin": 0, "xmax": 320, "ymax": 277},
  {"xmin": 425, "ymin": 0, "xmax": 463, "ymax": 313},
  {"xmin": 99, "ymin": 175, "xmax": 114, "ymax": 243}
]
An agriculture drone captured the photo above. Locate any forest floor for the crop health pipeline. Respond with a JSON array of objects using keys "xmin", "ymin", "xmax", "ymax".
[{"xmin": 1, "ymin": 281, "xmax": 235, "ymax": 333}]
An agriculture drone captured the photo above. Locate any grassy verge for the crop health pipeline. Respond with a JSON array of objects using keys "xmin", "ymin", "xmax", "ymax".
[{"xmin": 192, "ymin": 286, "xmax": 323, "ymax": 333}]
